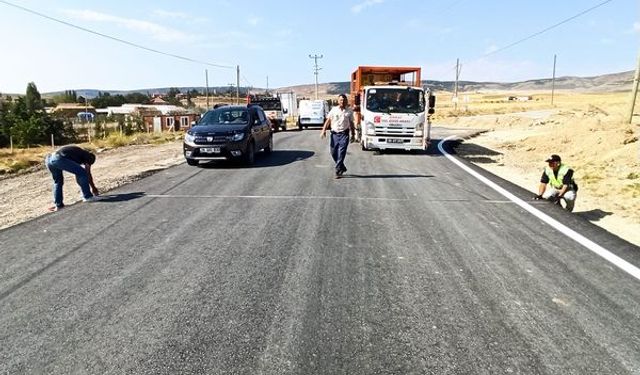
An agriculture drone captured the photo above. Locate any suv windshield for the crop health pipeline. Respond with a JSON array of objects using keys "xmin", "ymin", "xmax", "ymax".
[
  {"xmin": 199, "ymin": 108, "xmax": 249, "ymax": 125},
  {"xmin": 365, "ymin": 88, "xmax": 425, "ymax": 114}
]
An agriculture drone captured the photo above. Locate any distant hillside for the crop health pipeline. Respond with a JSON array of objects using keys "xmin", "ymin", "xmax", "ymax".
[
  {"xmin": 281, "ymin": 71, "xmax": 635, "ymax": 98},
  {"xmin": 38, "ymin": 70, "xmax": 634, "ymax": 99}
]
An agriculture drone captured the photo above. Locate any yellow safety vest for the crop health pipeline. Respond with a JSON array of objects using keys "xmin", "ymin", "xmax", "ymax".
[{"xmin": 545, "ymin": 164, "xmax": 571, "ymax": 189}]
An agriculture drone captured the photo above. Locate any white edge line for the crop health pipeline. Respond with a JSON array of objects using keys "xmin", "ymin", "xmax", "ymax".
[{"xmin": 439, "ymin": 136, "xmax": 640, "ymax": 281}]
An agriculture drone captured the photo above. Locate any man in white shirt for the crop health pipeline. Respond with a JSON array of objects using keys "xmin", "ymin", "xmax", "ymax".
[{"xmin": 320, "ymin": 94, "xmax": 355, "ymax": 179}]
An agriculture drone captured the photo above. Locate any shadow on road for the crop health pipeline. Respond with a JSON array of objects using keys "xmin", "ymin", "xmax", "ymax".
[
  {"xmin": 577, "ymin": 209, "xmax": 613, "ymax": 222},
  {"xmin": 97, "ymin": 192, "xmax": 146, "ymax": 202},
  {"xmin": 451, "ymin": 142, "xmax": 503, "ymax": 164},
  {"xmin": 197, "ymin": 150, "xmax": 315, "ymax": 169}
]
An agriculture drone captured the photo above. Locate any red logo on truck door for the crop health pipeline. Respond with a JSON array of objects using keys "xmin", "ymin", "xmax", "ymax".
[{"xmin": 374, "ymin": 116, "xmax": 381, "ymax": 123}]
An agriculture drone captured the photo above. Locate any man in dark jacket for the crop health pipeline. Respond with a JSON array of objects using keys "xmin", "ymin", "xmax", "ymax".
[{"xmin": 45, "ymin": 145, "xmax": 100, "ymax": 211}]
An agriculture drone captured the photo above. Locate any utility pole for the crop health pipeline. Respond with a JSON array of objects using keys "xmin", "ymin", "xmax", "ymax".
[
  {"xmin": 454, "ymin": 58, "xmax": 461, "ymax": 111},
  {"xmin": 236, "ymin": 65, "xmax": 240, "ymax": 104},
  {"xmin": 628, "ymin": 49, "xmax": 640, "ymax": 124},
  {"xmin": 205, "ymin": 69, "xmax": 210, "ymax": 109},
  {"xmin": 309, "ymin": 54, "xmax": 323, "ymax": 100},
  {"xmin": 266, "ymin": 75, "xmax": 269, "ymax": 93},
  {"xmin": 551, "ymin": 54, "xmax": 557, "ymax": 106}
]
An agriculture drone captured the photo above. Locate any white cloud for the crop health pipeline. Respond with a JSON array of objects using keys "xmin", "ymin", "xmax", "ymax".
[
  {"xmin": 247, "ymin": 15, "xmax": 261, "ymax": 26},
  {"xmin": 351, "ymin": 0, "xmax": 384, "ymax": 14},
  {"xmin": 62, "ymin": 9, "xmax": 193, "ymax": 43},
  {"xmin": 484, "ymin": 44, "xmax": 499, "ymax": 55},
  {"xmin": 152, "ymin": 10, "xmax": 189, "ymax": 19},
  {"xmin": 274, "ymin": 29, "xmax": 293, "ymax": 38}
]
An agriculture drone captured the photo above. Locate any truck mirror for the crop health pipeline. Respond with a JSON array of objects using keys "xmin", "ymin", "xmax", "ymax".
[
  {"xmin": 428, "ymin": 94, "xmax": 436, "ymax": 114},
  {"xmin": 283, "ymin": 108, "xmax": 288, "ymax": 114}
]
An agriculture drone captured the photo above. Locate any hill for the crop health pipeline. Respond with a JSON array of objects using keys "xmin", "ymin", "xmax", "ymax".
[{"xmin": 36, "ymin": 70, "xmax": 634, "ymax": 99}]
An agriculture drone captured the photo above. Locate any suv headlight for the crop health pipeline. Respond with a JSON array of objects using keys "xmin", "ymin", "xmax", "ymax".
[
  {"xmin": 230, "ymin": 132, "xmax": 245, "ymax": 142},
  {"xmin": 184, "ymin": 132, "xmax": 195, "ymax": 144}
]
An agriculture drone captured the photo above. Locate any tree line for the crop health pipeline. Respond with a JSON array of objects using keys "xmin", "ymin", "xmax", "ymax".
[
  {"xmin": 0, "ymin": 83, "xmax": 75, "ymax": 147},
  {"xmin": 0, "ymin": 84, "xmax": 205, "ymax": 148}
]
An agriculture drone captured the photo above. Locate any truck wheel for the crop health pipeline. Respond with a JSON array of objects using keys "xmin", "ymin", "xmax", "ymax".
[{"xmin": 298, "ymin": 120, "xmax": 303, "ymax": 131}]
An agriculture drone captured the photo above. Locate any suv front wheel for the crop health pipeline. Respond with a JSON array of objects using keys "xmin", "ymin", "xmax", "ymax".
[
  {"xmin": 264, "ymin": 135, "xmax": 273, "ymax": 154},
  {"xmin": 244, "ymin": 141, "xmax": 255, "ymax": 165}
]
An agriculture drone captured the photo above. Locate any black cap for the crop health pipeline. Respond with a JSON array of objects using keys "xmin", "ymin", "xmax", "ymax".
[{"xmin": 545, "ymin": 154, "xmax": 561, "ymax": 163}]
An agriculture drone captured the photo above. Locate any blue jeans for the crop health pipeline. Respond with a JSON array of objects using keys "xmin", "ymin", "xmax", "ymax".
[
  {"xmin": 45, "ymin": 153, "xmax": 93, "ymax": 207},
  {"xmin": 330, "ymin": 130, "xmax": 349, "ymax": 173}
]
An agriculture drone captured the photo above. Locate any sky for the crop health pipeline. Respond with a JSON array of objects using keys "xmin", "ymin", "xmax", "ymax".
[{"xmin": 0, "ymin": 0, "xmax": 638, "ymax": 94}]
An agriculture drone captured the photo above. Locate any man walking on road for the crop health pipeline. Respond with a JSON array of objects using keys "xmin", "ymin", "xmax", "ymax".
[
  {"xmin": 321, "ymin": 94, "xmax": 355, "ymax": 179},
  {"xmin": 45, "ymin": 145, "xmax": 100, "ymax": 211},
  {"xmin": 534, "ymin": 154, "xmax": 578, "ymax": 212}
]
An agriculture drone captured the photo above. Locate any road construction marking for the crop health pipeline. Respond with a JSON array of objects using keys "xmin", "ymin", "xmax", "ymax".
[
  {"xmin": 146, "ymin": 194, "xmax": 515, "ymax": 203},
  {"xmin": 439, "ymin": 136, "xmax": 640, "ymax": 282},
  {"xmin": 146, "ymin": 194, "xmax": 407, "ymax": 201}
]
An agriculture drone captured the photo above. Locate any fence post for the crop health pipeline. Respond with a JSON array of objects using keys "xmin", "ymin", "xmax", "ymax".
[
  {"xmin": 51, "ymin": 134, "xmax": 55, "ymax": 149},
  {"xmin": 10, "ymin": 136, "xmax": 13, "ymax": 154}
]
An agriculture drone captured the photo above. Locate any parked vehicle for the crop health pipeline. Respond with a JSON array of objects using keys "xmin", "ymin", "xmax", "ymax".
[
  {"xmin": 350, "ymin": 66, "xmax": 435, "ymax": 151},
  {"xmin": 297, "ymin": 99, "xmax": 329, "ymax": 130},
  {"xmin": 247, "ymin": 95, "xmax": 285, "ymax": 131},
  {"xmin": 280, "ymin": 92, "xmax": 298, "ymax": 129},
  {"xmin": 183, "ymin": 105, "xmax": 273, "ymax": 166}
]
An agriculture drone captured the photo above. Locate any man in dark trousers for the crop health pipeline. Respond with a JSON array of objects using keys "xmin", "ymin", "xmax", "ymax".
[
  {"xmin": 534, "ymin": 154, "xmax": 578, "ymax": 212},
  {"xmin": 45, "ymin": 145, "xmax": 100, "ymax": 211},
  {"xmin": 320, "ymin": 94, "xmax": 355, "ymax": 179}
]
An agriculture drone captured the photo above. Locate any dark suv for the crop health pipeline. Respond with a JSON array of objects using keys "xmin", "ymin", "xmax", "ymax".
[{"xmin": 184, "ymin": 105, "xmax": 273, "ymax": 166}]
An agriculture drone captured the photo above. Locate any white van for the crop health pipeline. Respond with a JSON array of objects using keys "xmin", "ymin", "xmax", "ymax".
[{"xmin": 297, "ymin": 99, "xmax": 329, "ymax": 130}]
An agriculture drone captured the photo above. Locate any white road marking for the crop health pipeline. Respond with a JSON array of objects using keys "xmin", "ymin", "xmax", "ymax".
[
  {"xmin": 439, "ymin": 136, "xmax": 640, "ymax": 282},
  {"xmin": 146, "ymin": 194, "xmax": 407, "ymax": 202}
]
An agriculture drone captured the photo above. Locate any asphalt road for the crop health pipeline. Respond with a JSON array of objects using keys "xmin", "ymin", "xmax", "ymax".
[{"xmin": 1, "ymin": 128, "xmax": 639, "ymax": 374}]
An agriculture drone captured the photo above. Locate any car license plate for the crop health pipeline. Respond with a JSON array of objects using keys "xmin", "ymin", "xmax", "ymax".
[
  {"xmin": 387, "ymin": 139, "xmax": 404, "ymax": 144},
  {"xmin": 200, "ymin": 147, "xmax": 220, "ymax": 153}
]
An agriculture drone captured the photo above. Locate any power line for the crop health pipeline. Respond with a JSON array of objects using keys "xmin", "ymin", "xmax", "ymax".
[
  {"xmin": 0, "ymin": 0, "xmax": 234, "ymax": 69},
  {"xmin": 481, "ymin": 0, "xmax": 614, "ymax": 59}
]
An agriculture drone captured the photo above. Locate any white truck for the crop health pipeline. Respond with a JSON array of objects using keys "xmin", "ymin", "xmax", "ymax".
[
  {"xmin": 248, "ymin": 94, "xmax": 286, "ymax": 131},
  {"xmin": 280, "ymin": 92, "xmax": 298, "ymax": 129},
  {"xmin": 350, "ymin": 66, "xmax": 435, "ymax": 151},
  {"xmin": 297, "ymin": 99, "xmax": 329, "ymax": 130}
]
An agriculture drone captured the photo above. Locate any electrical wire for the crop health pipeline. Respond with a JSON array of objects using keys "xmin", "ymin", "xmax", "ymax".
[
  {"xmin": 481, "ymin": 0, "xmax": 614, "ymax": 59},
  {"xmin": 0, "ymin": 0, "xmax": 235, "ymax": 69}
]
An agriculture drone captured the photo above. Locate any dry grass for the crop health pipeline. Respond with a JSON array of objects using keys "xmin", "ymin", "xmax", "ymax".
[
  {"xmin": 0, "ymin": 131, "xmax": 183, "ymax": 175},
  {"xmin": 445, "ymin": 90, "xmax": 640, "ymax": 224}
]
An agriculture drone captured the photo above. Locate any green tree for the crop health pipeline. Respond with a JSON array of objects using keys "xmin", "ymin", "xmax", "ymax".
[
  {"xmin": 25, "ymin": 82, "xmax": 43, "ymax": 114},
  {"xmin": 124, "ymin": 92, "xmax": 151, "ymax": 104}
]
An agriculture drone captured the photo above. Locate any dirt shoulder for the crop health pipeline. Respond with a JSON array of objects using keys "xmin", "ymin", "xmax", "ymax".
[
  {"xmin": 447, "ymin": 110, "xmax": 640, "ymax": 247},
  {"xmin": 0, "ymin": 142, "xmax": 184, "ymax": 230}
]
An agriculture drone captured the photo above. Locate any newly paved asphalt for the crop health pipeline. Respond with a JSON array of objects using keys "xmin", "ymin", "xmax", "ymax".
[{"xmin": 1, "ymin": 128, "xmax": 639, "ymax": 374}]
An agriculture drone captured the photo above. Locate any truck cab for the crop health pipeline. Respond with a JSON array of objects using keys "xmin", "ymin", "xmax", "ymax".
[
  {"xmin": 350, "ymin": 66, "xmax": 435, "ymax": 151},
  {"xmin": 247, "ymin": 95, "xmax": 285, "ymax": 132}
]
